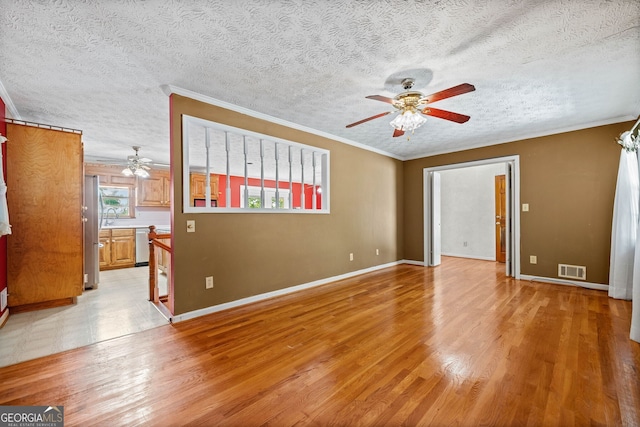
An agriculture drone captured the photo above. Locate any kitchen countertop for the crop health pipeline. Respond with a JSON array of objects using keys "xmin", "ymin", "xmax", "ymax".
[{"xmin": 101, "ymin": 225, "xmax": 171, "ymax": 230}]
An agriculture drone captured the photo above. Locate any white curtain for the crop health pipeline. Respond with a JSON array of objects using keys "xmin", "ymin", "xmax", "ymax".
[
  {"xmin": 631, "ymin": 211, "xmax": 640, "ymax": 342},
  {"xmin": 0, "ymin": 135, "xmax": 10, "ymax": 236},
  {"xmin": 609, "ymin": 149, "xmax": 638, "ymax": 299},
  {"xmin": 609, "ymin": 129, "xmax": 640, "ymax": 342}
]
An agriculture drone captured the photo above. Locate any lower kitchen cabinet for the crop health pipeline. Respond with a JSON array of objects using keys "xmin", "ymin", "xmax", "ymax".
[{"xmin": 100, "ymin": 228, "xmax": 136, "ymax": 270}]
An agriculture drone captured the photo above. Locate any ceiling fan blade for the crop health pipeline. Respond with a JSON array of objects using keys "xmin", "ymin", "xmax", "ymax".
[
  {"xmin": 392, "ymin": 129, "xmax": 405, "ymax": 138},
  {"xmin": 139, "ymin": 157, "xmax": 152, "ymax": 163},
  {"xmin": 423, "ymin": 107, "xmax": 471, "ymax": 123},
  {"xmin": 365, "ymin": 95, "xmax": 396, "ymax": 104},
  {"xmin": 422, "ymin": 83, "xmax": 475, "ymax": 105},
  {"xmin": 346, "ymin": 111, "xmax": 393, "ymax": 128}
]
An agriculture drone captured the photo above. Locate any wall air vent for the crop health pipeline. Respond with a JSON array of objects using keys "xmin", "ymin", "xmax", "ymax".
[{"xmin": 558, "ymin": 264, "xmax": 586, "ymax": 280}]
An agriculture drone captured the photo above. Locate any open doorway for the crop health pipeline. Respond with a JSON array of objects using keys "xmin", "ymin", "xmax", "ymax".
[{"xmin": 423, "ymin": 156, "xmax": 521, "ymax": 278}]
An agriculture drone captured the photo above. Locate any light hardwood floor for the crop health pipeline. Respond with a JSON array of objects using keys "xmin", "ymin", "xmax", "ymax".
[{"xmin": 0, "ymin": 257, "xmax": 638, "ymax": 426}]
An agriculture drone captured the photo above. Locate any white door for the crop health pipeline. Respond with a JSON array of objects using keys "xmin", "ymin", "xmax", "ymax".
[
  {"xmin": 424, "ymin": 170, "xmax": 442, "ymax": 266},
  {"xmin": 431, "ymin": 171, "xmax": 442, "ymax": 266},
  {"xmin": 505, "ymin": 161, "xmax": 516, "ymax": 276}
]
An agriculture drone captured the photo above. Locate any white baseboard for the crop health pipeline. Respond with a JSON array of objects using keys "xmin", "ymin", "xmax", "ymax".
[
  {"xmin": 519, "ymin": 274, "xmax": 608, "ymax": 291},
  {"xmin": 171, "ymin": 261, "xmax": 405, "ymax": 323},
  {"xmin": 0, "ymin": 309, "xmax": 9, "ymax": 329},
  {"xmin": 441, "ymin": 253, "xmax": 496, "ymax": 261},
  {"xmin": 400, "ymin": 259, "xmax": 425, "ymax": 266}
]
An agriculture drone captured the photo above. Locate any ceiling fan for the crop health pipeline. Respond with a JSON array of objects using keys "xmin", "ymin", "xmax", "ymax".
[
  {"xmin": 346, "ymin": 79, "xmax": 476, "ymax": 138},
  {"xmin": 122, "ymin": 146, "xmax": 152, "ymax": 178}
]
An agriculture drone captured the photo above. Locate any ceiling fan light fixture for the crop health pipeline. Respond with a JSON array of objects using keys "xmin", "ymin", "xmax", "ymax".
[
  {"xmin": 122, "ymin": 146, "xmax": 152, "ymax": 178},
  {"xmin": 134, "ymin": 168, "xmax": 150, "ymax": 178},
  {"xmin": 390, "ymin": 109, "xmax": 427, "ymax": 132}
]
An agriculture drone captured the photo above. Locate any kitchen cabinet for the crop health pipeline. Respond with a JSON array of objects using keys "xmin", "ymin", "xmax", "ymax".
[
  {"xmin": 137, "ymin": 170, "xmax": 170, "ymax": 207},
  {"xmin": 190, "ymin": 173, "xmax": 219, "ymax": 206},
  {"xmin": 7, "ymin": 123, "xmax": 84, "ymax": 311},
  {"xmin": 84, "ymin": 163, "xmax": 136, "ymax": 186},
  {"xmin": 99, "ymin": 228, "xmax": 136, "ymax": 270}
]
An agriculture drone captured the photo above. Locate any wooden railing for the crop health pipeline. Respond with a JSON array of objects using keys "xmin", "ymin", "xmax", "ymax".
[{"xmin": 148, "ymin": 225, "xmax": 172, "ymax": 306}]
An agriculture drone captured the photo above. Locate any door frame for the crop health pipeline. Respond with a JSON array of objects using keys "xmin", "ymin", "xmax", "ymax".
[
  {"xmin": 423, "ymin": 155, "xmax": 521, "ymax": 278},
  {"xmin": 495, "ymin": 174, "xmax": 507, "ymax": 263}
]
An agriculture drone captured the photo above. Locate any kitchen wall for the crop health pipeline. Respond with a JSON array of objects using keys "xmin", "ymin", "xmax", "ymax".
[
  {"xmin": 403, "ymin": 121, "xmax": 630, "ymax": 285},
  {"xmin": 108, "ymin": 207, "xmax": 171, "ymax": 229},
  {"xmin": 170, "ymin": 94, "xmax": 404, "ymax": 315},
  {"xmin": 0, "ymin": 96, "xmax": 7, "ymax": 321}
]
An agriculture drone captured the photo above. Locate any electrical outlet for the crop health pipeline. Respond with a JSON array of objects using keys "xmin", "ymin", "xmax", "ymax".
[
  {"xmin": 187, "ymin": 220, "xmax": 196, "ymax": 233},
  {"xmin": 376, "ymin": 249, "xmax": 379, "ymax": 255},
  {"xmin": 530, "ymin": 255, "xmax": 537, "ymax": 264},
  {"xmin": 349, "ymin": 253, "xmax": 354, "ymax": 261},
  {"xmin": 205, "ymin": 276, "xmax": 214, "ymax": 289}
]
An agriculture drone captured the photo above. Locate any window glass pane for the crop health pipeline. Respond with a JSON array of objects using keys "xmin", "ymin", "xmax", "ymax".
[
  {"xmin": 248, "ymin": 196, "xmax": 261, "ymax": 209},
  {"xmin": 100, "ymin": 186, "xmax": 132, "ymax": 219}
]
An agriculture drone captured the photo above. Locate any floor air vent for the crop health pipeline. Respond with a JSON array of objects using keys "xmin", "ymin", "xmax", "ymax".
[{"xmin": 558, "ymin": 264, "xmax": 586, "ymax": 280}]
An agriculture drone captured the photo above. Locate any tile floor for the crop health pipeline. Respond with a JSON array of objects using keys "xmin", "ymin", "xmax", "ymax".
[{"xmin": 0, "ymin": 266, "xmax": 169, "ymax": 367}]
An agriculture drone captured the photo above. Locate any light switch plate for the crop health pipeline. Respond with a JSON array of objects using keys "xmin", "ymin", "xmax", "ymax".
[
  {"xmin": 187, "ymin": 220, "xmax": 195, "ymax": 233},
  {"xmin": 522, "ymin": 203, "xmax": 529, "ymax": 212}
]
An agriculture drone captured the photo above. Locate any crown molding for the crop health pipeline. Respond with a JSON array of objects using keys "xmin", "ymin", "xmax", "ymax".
[
  {"xmin": 161, "ymin": 85, "xmax": 403, "ymax": 161},
  {"xmin": 402, "ymin": 114, "xmax": 639, "ymax": 161},
  {"xmin": 0, "ymin": 78, "xmax": 21, "ymax": 120}
]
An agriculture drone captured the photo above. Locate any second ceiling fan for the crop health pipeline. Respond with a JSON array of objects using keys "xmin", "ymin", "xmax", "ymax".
[{"xmin": 346, "ymin": 79, "xmax": 475, "ymax": 138}]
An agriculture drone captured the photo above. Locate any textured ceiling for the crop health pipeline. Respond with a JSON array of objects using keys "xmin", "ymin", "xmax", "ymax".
[{"xmin": 1, "ymin": 0, "xmax": 639, "ymax": 165}]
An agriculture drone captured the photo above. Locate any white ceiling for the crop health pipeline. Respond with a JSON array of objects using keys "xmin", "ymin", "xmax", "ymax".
[{"xmin": 1, "ymin": 0, "xmax": 639, "ymax": 165}]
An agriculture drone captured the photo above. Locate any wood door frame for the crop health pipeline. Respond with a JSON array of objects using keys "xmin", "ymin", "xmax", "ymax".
[{"xmin": 423, "ymin": 155, "xmax": 521, "ymax": 278}]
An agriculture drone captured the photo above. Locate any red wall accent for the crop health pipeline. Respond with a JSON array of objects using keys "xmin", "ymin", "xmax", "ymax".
[
  {"xmin": 0, "ymin": 97, "xmax": 7, "ymax": 318},
  {"xmin": 216, "ymin": 174, "xmax": 322, "ymax": 209}
]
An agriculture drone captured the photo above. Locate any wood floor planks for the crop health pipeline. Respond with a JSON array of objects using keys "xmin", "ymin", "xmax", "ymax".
[{"xmin": 0, "ymin": 257, "xmax": 639, "ymax": 426}]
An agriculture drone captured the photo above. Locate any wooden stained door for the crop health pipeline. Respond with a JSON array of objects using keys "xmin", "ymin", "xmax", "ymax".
[
  {"xmin": 7, "ymin": 123, "xmax": 84, "ymax": 309},
  {"xmin": 495, "ymin": 174, "xmax": 506, "ymax": 263}
]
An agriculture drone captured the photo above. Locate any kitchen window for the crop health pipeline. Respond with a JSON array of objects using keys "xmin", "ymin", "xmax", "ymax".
[{"xmin": 100, "ymin": 186, "xmax": 133, "ymax": 220}]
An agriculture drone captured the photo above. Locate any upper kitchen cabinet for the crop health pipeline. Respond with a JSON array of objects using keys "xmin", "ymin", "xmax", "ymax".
[
  {"xmin": 7, "ymin": 123, "xmax": 84, "ymax": 311},
  {"xmin": 137, "ymin": 169, "xmax": 170, "ymax": 207},
  {"xmin": 189, "ymin": 173, "xmax": 219, "ymax": 206},
  {"xmin": 85, "ymin": 163, "xmax": 136, "ymax": 186}
]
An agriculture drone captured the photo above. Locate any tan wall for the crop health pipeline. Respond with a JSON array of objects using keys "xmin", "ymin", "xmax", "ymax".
[
  {"xmin": 403, "ymin": 121, "xmax": 632, "ymax": 284},
  {"xmin": 170, "ymin": 95, "xmax": 404, "ymax": 314}
]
